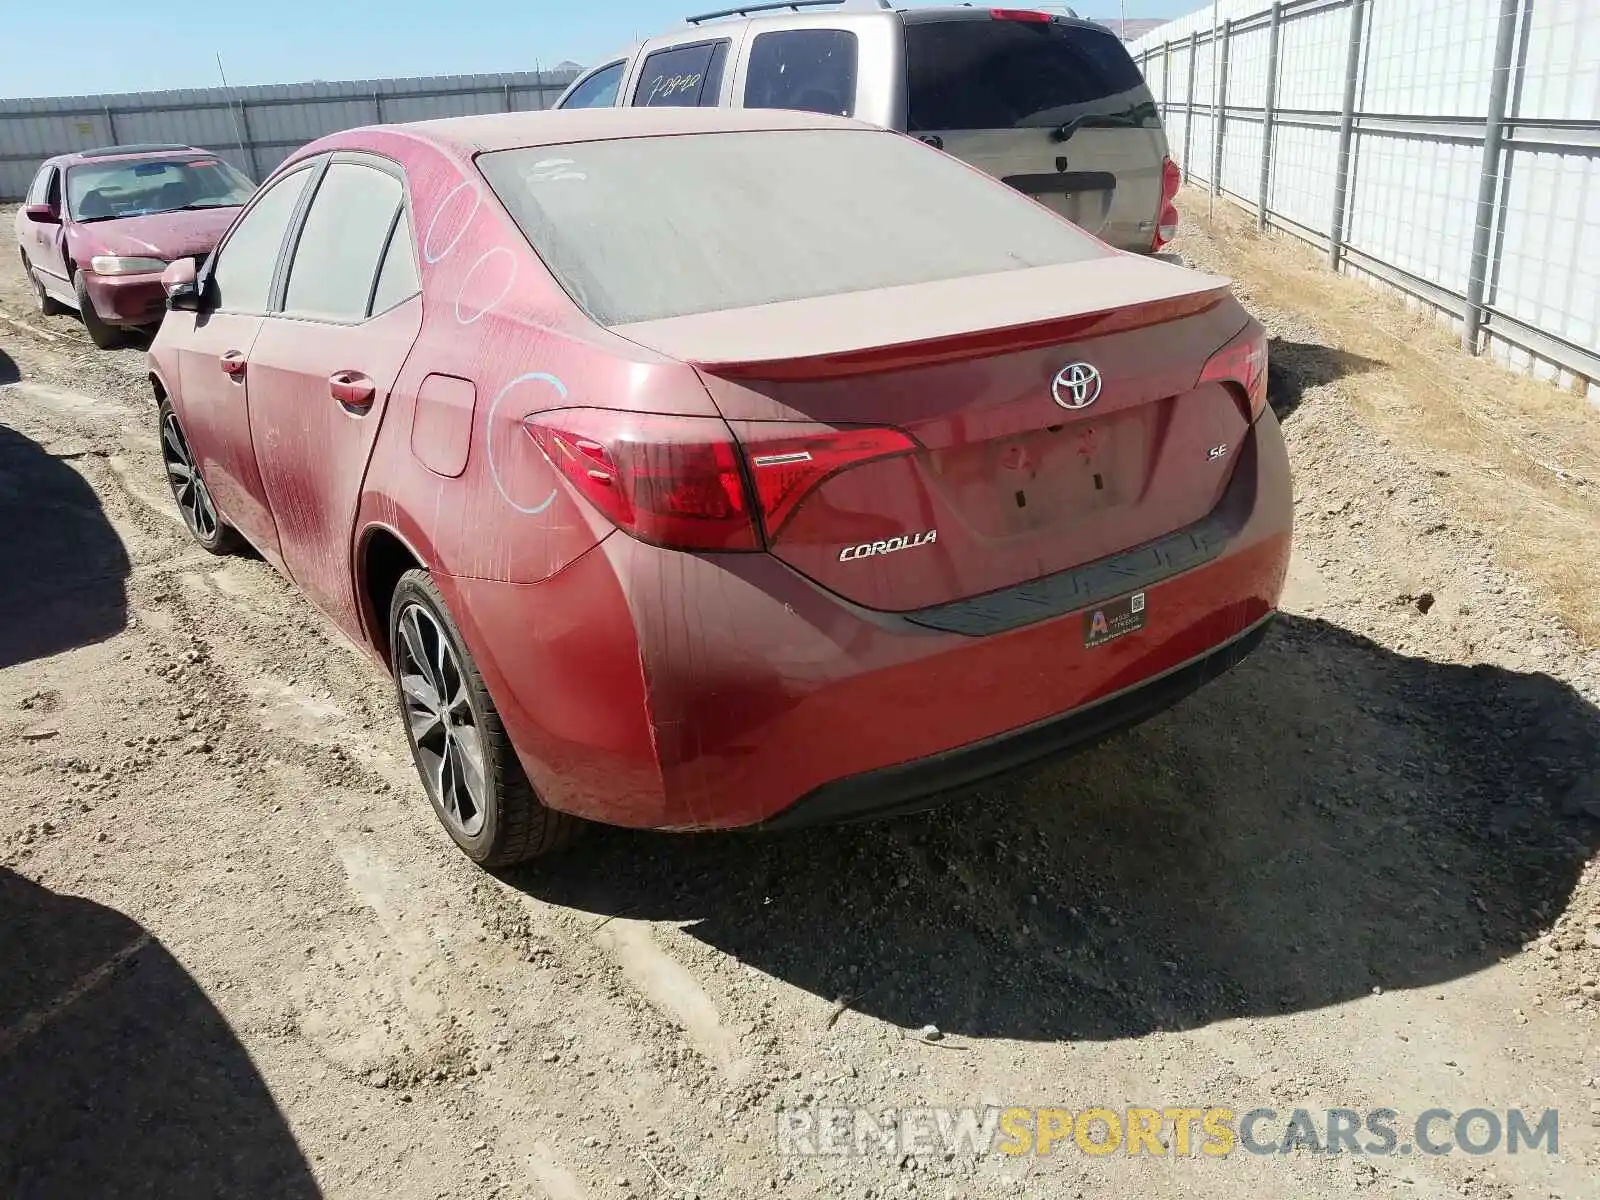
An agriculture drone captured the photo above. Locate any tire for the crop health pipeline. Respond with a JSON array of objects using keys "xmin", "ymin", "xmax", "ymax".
[
  {"xmin": 157, "ymin": 399, "xmax": 242, "ymax": 555},
  {"xmin": 389, "ymin": 569, "xmax": 579, "ymax": 866},
  {"xmin": 73, "ymin": 270, "xmax": 124, "ymax": 349},
  {"xmin": 21, "ymin": 252, "xmax": 67, "ymax": 317}
]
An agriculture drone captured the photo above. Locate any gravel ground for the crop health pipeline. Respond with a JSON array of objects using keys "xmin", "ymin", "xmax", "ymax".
[{"xmin": 2, "ymin": 201, "xmax": 1598, "ymax": 1200}]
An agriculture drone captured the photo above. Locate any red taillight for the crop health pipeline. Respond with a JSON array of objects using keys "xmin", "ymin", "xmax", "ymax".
[
  {"xmin": 525, "ymin": 410, "xmax": 759, "ymax": 551},
  {"xmin": 523, "ymin": 412, "xmax": 919, "ymax": 550},
  {"xmin": 1198, "ymin": 322, "xmax": 1269, "ymax": 420},
  {"xmin": 737, "ymin": 424, "xmax": 919, "ymax": 538},
  {"xmin": 990, "ymin": 9, "xmax": 1052, "ymax": 22},
  {"xmin": 1152, "ymin": 155, "xmax": 1181, "ymax": 251}
]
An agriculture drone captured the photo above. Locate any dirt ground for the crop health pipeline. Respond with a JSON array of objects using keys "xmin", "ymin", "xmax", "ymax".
[{"xmin": 2, "ymin": 196, "xmax": 1598, "ymax": 1200}]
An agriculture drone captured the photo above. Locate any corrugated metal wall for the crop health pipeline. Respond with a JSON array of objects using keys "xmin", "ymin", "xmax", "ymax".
[
  {"xmin": 1133, "ymin": 0, "xmax": 1599, "ymax": 397},
  {"xmin": 0, "ymin": 69, "xmax": 577, "ymax": 202}
]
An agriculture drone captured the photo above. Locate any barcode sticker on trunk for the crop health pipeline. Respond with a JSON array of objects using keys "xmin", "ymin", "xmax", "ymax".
[{"xmin": 1084, "ymin": 591, "xmax": 1147, "ymax": 648}]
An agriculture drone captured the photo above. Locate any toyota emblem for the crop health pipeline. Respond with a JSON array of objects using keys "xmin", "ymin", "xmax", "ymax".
[{"xmin": 1052, "ymin": 362, "xmax": 1103, "ymax": 410}]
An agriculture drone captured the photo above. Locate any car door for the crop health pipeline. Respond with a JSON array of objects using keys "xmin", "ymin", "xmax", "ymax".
[
  {"xmin": 244, "ymin": 155, "xmax": 423, "ymax": 641},
  {"xmin": 628, "ymin": 37, "xmax": 733, "ymax": 108},
  {"xmin": 173, "ymin": 162, "xmax": 318, "ymax": 566},
  {"xmin": 24, "ymin": 167, "xmax": 71, "ymax": 298}
]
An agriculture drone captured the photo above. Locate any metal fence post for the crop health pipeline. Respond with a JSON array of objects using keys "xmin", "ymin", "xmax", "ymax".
[
  {"xmin": 1258, "ymin": 1, "xmax": 1282, "ymax": 230},
  {"xmin": 1183, "ymin": 31, "xmax": 1199, "ymax": 181},
  {"xmin": 1327, "ymin": 0, "xmax": 1367, "ymax": 269},
  {"xmin": 1163, "ymin": 39, "xmax": 1171, "ymax": 118},
  {"xmin": 372, "ymin": 91, "xmax": 384, "ymax": 123},
  {"xmin": 1462, "ymin": 0, "xmax": 1522, "ymax": 355},
  {"xmin": 234, "ymin": 99, "xmax": 262, "ymax": 181},
  {"xmin": 103, "ymin": 105, "xmax": 118, "ymax": 144},
  {"xmin": 1212, "ymin": 19, "xmax": 1231, "ymax": 197}
]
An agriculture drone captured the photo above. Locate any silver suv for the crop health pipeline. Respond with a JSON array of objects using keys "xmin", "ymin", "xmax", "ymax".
[{"xmin": 554, "ymin": 1, "xmax": 1179, "ymax": 253}]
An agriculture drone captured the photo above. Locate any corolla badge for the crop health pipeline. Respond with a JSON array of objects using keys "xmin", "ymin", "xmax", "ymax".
[{"xmin": 1052, "ymin": 362, "xmax": 1103, "ymax": 410}]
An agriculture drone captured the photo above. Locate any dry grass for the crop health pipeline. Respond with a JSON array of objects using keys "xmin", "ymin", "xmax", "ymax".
[{"xmin": 1176, "ymin": 191, "xmax": 1600, "ymax": 645}]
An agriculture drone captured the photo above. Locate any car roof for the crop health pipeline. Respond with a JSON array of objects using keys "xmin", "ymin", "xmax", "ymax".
[
  {"xmin": 398, "ymin": 106, "xmax": 875, "ymax": 154},
  {"xmin": 46, "ymin": 144, "xmax": 210, "ymax": 168}
]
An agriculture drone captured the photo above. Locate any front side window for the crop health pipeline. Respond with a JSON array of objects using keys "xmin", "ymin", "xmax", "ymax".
[
  {"xmin": 283, "ymin": 163, "xmax": 404, "ymax": 322},
  {"xmin": 209, "ymin": 166, "xmax": 313, "ymax": 314},
  {"xmin": 479, "ymin": 128, "xmax": 1101, "ymax": 327},
  {"xmin": 65, "ymin": 157, "xmax": 256, "ymax": 222},
  {"xmin": 743, "ymin": 29, "xmax": 858, "ymax": 117},
  {"xmin": 559, "ymin": 62, "xmax": 625, "ymax": 110},
  {"xmin": 633, "ymin": 40, "xmax": 729, "ymax": 107}
]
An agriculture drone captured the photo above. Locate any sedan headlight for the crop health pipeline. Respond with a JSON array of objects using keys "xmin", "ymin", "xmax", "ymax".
[{"xmin": 90, "ymin": 255, "xmax": 168, "ymax": 275}]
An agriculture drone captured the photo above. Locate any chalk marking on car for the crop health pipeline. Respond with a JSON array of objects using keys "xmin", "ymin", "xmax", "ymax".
[
  {"xmin": 423, "ymin": 179, "xmax": 482, "ymax": 263},
  {"xmin": 487, "ymin": 371, "xmax": 565, "ymax": 515},
  {"xmin": 455, "ymin": 246, "xmax": 518, "ymax": 326}
]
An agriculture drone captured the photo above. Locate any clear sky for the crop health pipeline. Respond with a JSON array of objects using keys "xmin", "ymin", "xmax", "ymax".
[{"xmin": 0, "ymin": 0, "xmax": 1201, "ymax": 99}]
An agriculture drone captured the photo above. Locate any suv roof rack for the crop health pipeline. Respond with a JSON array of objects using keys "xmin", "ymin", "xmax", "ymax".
[
  {"xmin": 685, "ymin": 0, "xmax": 889, "ymax": 25},
  {"xmin": 77, "ymin": 143, "xmax": 195, "ymax": 159}
]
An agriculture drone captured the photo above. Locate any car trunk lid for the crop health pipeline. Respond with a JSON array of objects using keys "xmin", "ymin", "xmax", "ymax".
[{"xmin": 613, "ymin": 255, "xmax": 1252, "ymax": 613}]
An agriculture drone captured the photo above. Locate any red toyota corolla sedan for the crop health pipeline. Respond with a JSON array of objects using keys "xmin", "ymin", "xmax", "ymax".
[{"xmin": 147, "ymin": 107, "xmax": 1291, "ymax": 866}]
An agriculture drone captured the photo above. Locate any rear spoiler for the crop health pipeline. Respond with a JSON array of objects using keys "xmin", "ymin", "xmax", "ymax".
[{"xmin": 612, "ymin": 256, "xmax": 1233, "ymax": 381}]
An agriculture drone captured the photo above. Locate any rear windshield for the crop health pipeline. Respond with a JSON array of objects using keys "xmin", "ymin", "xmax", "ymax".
[
  {"xmin": 478, "ymin": 128, "xmax": 1101, "ymax": 326},
  {"xmin": 905, "ymin": 18, "xmax": 1147, "ymax": 133}
]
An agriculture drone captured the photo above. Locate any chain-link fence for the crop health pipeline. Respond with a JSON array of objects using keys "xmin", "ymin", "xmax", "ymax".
[{"xmin": 1132, "ymin": 0, "xmax": 1599, "ymax": 398}]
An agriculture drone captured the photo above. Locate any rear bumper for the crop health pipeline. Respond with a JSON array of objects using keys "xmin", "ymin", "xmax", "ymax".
[
  {"xmin": 444, "ymin": 406, "xmax": 1294, "ymax": 832},
  {"xmin": 81, "ymin": 269, "xmax": 166, "ymax": 327},
  {"xmin": 760, "ymin": 612, "xmax": 1273, "ymax": 828}
]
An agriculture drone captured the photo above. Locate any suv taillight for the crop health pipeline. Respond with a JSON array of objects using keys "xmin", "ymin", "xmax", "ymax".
[
  {"xmin": 1153, "ymin": 155, "xmax": 1181, "ymax": 251},
  {"xmin": 990, "ymin": 8, "xmax": 1052, "ymax": 20},
  {"xmin": 1198, "ymin": 321, "xmax": 1269, "ymax": 420},
  {"xmin": 524, "ymin": 411, "xmax": 917, "ymax": 551}
]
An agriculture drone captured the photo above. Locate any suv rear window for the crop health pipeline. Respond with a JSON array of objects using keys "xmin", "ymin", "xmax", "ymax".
[
  {"xmin": 478, "ymin": 128, "xmax": 1102, "ymax": 327},
  {"xmin": 743, "ymin": 29, "xmax": 858, "ymax": 117},
  {"xmin": 905, "ymin": 18, "xmax": 1145, "ymax": 132}
]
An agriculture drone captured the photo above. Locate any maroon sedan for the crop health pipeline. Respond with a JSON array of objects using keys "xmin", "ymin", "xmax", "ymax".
[
  {"xmin": 16, "ymin": 143, "xmax": 255, "ymax": 348},
  {"xmin": 147, "ymin": 108, "xmax": 1291, "ymax": 866}
]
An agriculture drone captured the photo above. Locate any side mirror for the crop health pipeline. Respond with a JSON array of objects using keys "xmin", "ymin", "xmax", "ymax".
[
  {"xmin": 23, "ymin": 203, "xmax": 59, "ymax": 224},
  {"xmin": 162, "ymin": 258, "xmax": 201, "ymax": 311}
]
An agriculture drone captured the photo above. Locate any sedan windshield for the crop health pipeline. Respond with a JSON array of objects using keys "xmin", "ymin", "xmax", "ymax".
[
  {"xmin": 66, "ymin": 157, "xmax": 256, "ymax": 222},
  {"xmin": 478, "ymin": 128, "xmax": 1103, "ymax": 326}
]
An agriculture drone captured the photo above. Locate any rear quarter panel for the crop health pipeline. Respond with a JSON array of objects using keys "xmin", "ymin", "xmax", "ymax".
[{"xmin": 347, "ymin": 129, "xmax": 722, "ymax": 590}]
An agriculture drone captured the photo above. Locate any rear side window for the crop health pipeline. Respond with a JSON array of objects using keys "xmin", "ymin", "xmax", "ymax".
[
  {"xmin": 479, "ymin": 128, "xmax": 1102, "ymax": 327},
  {"xmin": 209, "ymin": 166, "xmax": 313, "ymax": 314},
  {"xmin": 283, "ymin": 163, "xmax": 404, "ymax": 321},
  {"xmin": 561, "ymin": 61, "xmax": 625, "ymax": 110},
  {"xmin": 743, "ymin": 29, "xmax": 858, "ymax": 117},
  {"xmin": 633, "ymin": 40, "xmax": 729, "ymax": 107},
  {"xmin": 369, "ymin": 215, "xmax": 421, "ymax": 316},
  {"xmin": 905, "ymin": 18, "xmax": 1146, "ymax": 132}
]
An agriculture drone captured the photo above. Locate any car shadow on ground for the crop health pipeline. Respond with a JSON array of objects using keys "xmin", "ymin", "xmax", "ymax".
[
  {"xmin": 0, "ymin": 870, "xmax": 321, "ymax": 1197},
  {"xmin": 509, "ymin": 614, "xmax": 1599, "ymax": 1042},
  {"xmin": 0, "ymin": 416, "xmax": 129, "ymax": 669},
  {"xmin": 1268, "ymin": 339, "xmax": 1379, "ymax": 422},
  {"xmin": 0, "ymin": 347, "xmax": 18, "ymax": 386}
]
